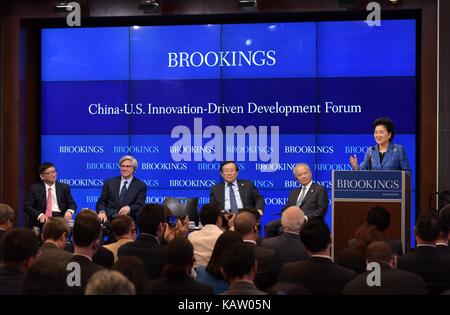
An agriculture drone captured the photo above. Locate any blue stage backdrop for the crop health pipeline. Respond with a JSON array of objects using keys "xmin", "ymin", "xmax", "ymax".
[{"xmin": 41, "ymin": 20, "xmax": 417, "ymax": 243}]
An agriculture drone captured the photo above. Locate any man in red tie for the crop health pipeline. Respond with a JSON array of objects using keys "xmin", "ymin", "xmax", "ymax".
[{"xmin": 23, "ymin": 162, "xmax": 77, "ymax": 229}]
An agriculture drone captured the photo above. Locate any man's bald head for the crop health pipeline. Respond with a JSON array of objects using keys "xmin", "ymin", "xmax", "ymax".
[
  {"xmin": 234, "ymin": 211, "xmax": 257, "ymax": 237},
  {"xmin": 281, "ymin": 206, "xmax": 305, "ymax": 233}
]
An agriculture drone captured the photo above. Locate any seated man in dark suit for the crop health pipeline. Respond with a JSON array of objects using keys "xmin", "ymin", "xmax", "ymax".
[
  {"xmin": 118, "ymin": 204, "xmax": 166, "ymax": 280},
  {"xmin": 436, "ymin": 204, "xmax": 450, "ymax": 254},
  {"xmin": 261, "ymin": 206, "xmax": 309, "ymax": 266},
  {"xmin": 279, "ymin": 218, "xmax": 356, "ymax": 294},
  {"xmin": 147, "ymin": 237, "xmax": 213, "ymax": 295},
  {"xmin": 398, "ymin": 211, "xmax": 450, "ymax": 294},
  {"xmin": 343, "ymin": 241, "xmax": 426, "ymax": 295},
  {"xmin": 23, "ymin": 162, "xmax": 77, "ymax": 230},
  {"xmin": 234, "ymin": 210, "xmax": 278, "ymax": 291},
  {"xmin": 40, "ymin": 217, "xmax": 73, "ymax": 262},
  {"xmin": 0, "ymin": 228, "xmax": 39, "ymax": 295},
  {"xmin": 65, "ymin": 209, "xmax": 105, "ymax": 295},
  {"xmin": 96, "ymin": 155, "xmax": 147, "ymax": 224},
  {"xmin": 209, "ymin": 161, "xmax": 265, "ymax": 216},
  {"xmin": 221, "ymin": 243, "xmax": 267, "ymax": 295},
  {"xmin": 0, "ymin": 203, "xmax": 14, "ymax": 242},
  {"xmin": 265, "ymin": 163, "xmax": 328, "ymax": 238}
]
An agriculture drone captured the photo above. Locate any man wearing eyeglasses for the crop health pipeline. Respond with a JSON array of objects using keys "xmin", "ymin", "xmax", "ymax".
[
  {"xmin": 209, "ymin": 161, "xmax": 265, "ymax": 216},
  {"xmin": 23, "ymin": 162, "xmax": 77, "ymax": 229},
  {"xmin": 96, "ymin": 155, "xmax": 147, "ymax": 224}
]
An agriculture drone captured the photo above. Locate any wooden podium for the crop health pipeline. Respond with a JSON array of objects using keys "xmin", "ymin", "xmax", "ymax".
[{"xmin": 332, "ymin": 170, "xmax": 411, "ymax": 258}]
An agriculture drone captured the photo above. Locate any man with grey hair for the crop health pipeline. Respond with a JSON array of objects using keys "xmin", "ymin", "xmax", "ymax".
[
  {"xmin": 96, "ymin": 155, "xmax": 147, "ymax": 224},
  {"xmin": 85, "ymin": 270, "xmax": 136, "ymax": 295},
  {"xmin": 261, "ymin": 206, "xmax": 309, "ymax": 266},
  {"xmin": 265, "ymin": 163, "xmax": 329, "ymax": 238},
  {"xmin": 0, "ymin": 204, "xmax": 14, "ymax": 242}
]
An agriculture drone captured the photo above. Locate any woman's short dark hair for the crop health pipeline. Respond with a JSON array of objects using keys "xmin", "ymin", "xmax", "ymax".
[{"xmin": 373, "ymin": 117, "xmax": 395, "ymax": 141}]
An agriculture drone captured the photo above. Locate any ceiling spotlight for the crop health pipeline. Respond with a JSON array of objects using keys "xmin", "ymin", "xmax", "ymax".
[
  {"xmin": 239, "ymin": 0, "xmax": 258, "ymax": 9},
  {"xmin": 139, "ymin": 0, "xmax": 160, "ymax": 13}
]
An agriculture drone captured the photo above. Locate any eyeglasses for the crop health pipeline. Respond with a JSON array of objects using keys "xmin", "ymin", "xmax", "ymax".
[
  {"xmin": 222, "ymin": 170, "xmax": 237, "ymax": 174},
  {"xmin": 42, "ymin": 170, "xmax": 57, "ymax": 175},
  {"xmin": 120, "ymin": 165, "xmax": 133, "ymax": 169}
]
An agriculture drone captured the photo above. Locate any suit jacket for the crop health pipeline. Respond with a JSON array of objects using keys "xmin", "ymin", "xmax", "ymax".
[
  {"xmin": 221, "ymin": 280, "xmax": 267, "ymax": 295},
  {"xmin": 96, "ymin": 176, "xmax": 147, "ymax": 221},
  {"xmin": 23, "ymin": 181, "xmax": 77, "ymax": 227},
  {"xmin": 284, "ymin": 182, "xmax": 329, "ymax": 218},
  {"xmin": 40, "ymin": 242, "xmax": 73, "ymax": 262},
  {"xmin": 261, "ymin": 232, "xmax": 309, "ymax": 266},
  {"xmin": 64, "ymin": 255, "xmax": 105, "ymax": 295},
  {"xmin": 245, "ymin": 242, "xmax": 279, "ymax": 291},
  {"xmin": 209, "ymin": 179, "xmax": 265, "ymax": 212},
  {"xmin": 397, "ymin": 245, "xmax": 450, "ymax": 294},
  {"xmin": 279, "ymin": 256, "xmax": 356, "ymax": 295},
  {"xmin": 0, "ymin": 267, "xmax": 23, "ymax": 295},
  {"xmin": 342, "ymin": 264, "xmax": 427, "ymax": 295},
  {"xmin": 360, "ymin": 142, "xmax": 411, "ymax": 176},
  {"xmin": 435, "ymin": 244, "xmax": 450, "ymax": 254},
  {"xmin": 147, "ymin": 275, "xmax": 213, "ymax": 295},
  {"xmin": 118, "ymin": 234, "xmax": 165, "ymax": 280}
]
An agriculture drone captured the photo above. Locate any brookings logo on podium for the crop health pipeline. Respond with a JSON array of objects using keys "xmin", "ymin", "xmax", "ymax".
[{"xmin": 333, "ymin": 170, "xmax": 403, "ymax": 200}]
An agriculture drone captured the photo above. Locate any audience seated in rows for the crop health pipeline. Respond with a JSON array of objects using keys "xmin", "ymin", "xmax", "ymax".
[
  {"xmin": 343, "ymin": 241, "xmax": 427, "ymax": 295},
  {"xmin": 188, "ymin": 204, "xmax": 223, "ymax": 267},
  {"xmin": 0, "ymin": 204, "xmax": 14, "ymax": 243},
  {"xmin": 196, "ymin": 230, "xmax": 243, "ymax": 294},
  {"xmin": 113, "ymin": 255, "xmax": 149, "ymax": 295},
  {"xmin": 220, "ymin": 243, "xmax": 267, "ymax": 295},
  {"xmin": 234, "ymin": 210, "xmax": 279, "ymax": 291},
  {"xmin": 261, "ymin": 206, "xmax": 308, "ymax": 267},
  {"xmin": 398, "ymin": 211, "xmax": 450, "ymax": 295},
  {"xmin": 0, "ymin": 228, "xmax": 39, "ymax": 295},
  {"xmin": 118, "ymin": 204, "xmax": 166, "ymax": 280},
  {"xmin": 85, "ymin": 270, "xmax": 135, "ymax": 295},
  {"xmin": 147, "ymin": 237, "xmax": 213, "ymax": 295},
  {"xmin": 279, "ymin": 218, "xmax": 356, "ymax": 295},
  {"xmin": 103, "ymin": 215, "xmax": 136, "ymax": 262}
]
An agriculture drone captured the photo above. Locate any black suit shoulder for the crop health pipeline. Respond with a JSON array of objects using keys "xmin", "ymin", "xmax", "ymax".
[{"xmin": 147, "ymin": 275, "xmax": 213, "ymax": 295}]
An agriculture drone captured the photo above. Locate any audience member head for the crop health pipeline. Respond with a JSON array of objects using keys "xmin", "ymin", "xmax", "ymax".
[
  {"xmin": 22, "ymin": 254, "xmax": 67, "ymax": 294},
  {"xmin": 111, "ymin": 215, "xmax": 136, "ymax": 240},
  {"xmin": 113, "ymin": 256, "xmax": 149, "ymax": 295},
  {"xmin": 199, "ymin": 203, "xmax": 221, "ymax": 227},
  {"xmin": 72, "ymin": 209, "xmax": 102, "ymax": 256},
  {"xmin": 414, "ymin": 211, "xmax": 441, "ymax": 244},
  {"xmin": 366, "ymin": 241, "xmax": 396, "ymax": 268},
  {"xmin": 138, "ymin": 203, "xmax": 165, "ymax": 237},
  {"xmin": 234, "ymin": 211, "xmax": 258, "ymax": 240},
  {"xmin": 162, "ymin": 237, "xmax": 194, "ymax": 280},
  {"xmin": 85, "ymin": 270, "xmax": 135, "ymax": 295},
  {"xmin": 206, "ymin": 231, "xmax": 243, "ymax": 280},
  {"xmin": 300, "ymin": 218, "xmax": 331, "ymax": 255},
  {"xmin": 367, "ymin": 206, "xmax": 391, "ymax": 232},
  {"xmin": 0, "ymin": 228, "xmax": 39, "ymax": 273},
  {"xmin": 438, "ymin": 204, "xmax": 450, "ymax": 243},
  {"xmin": 281, "ymin": 206, "xmax": 305, "ymax": 234},
  {"xmin": 221, "ymin": 243, "xmax": 256, "ymax": 282},
  {"xmin": 42, "ymin": 217, "xmax": 70, "ymax": 248},
  {"xmin": 0, "ymin": 203, "xmax": 14, "ymax": 230},
  {"xmin": 353, "ymin": 223, "xmax": 384, "ymax": 257}
]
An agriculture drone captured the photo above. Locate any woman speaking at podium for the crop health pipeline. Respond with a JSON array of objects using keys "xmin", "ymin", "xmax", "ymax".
[{"xmin": 349, "ymin": 117, "xmax": 411, "ymax": 176}]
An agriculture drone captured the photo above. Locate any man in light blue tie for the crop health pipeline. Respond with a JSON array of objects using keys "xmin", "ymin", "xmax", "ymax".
[{"xmin": 209, "ymin": 161, "xmax": 265, "ymax": 217}]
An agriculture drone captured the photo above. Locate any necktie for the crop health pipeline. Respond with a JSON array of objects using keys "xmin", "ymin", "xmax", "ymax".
[
  {"xmin": 228, "ymin": 183, "xmax": 238, "ymax": 213},
  {"xmin": 46, "ymin": 187, "xmax": 53, "ymax": 217},
  {"xmin": 296, "ymin": 186, "xmax": 307, "ymax": 207},
  {"xmin": 119, "ymin": 181, "xmax": 128, "ymax": 203}
]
